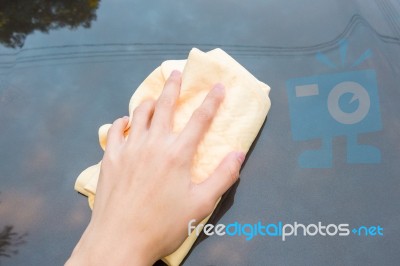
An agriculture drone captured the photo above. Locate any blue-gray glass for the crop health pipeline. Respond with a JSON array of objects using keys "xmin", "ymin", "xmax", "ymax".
[{"xmin": 0, "ymin": 0, "xmax": 399, "ymax": 265}]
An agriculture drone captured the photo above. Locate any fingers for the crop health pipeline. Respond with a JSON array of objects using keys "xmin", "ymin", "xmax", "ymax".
[
  {"xmin": 106, "ymin": 97, "xmax": 155, "ymax": 149},
  {"xmin": 150, "ymin": 70, "xmax": 182, "ymax": 134},
  {"xmin": 177, "ymin": 84, "xmax": 224, "ymax": 156},
  {"xmin": 106, "ymin": 116, "xmax": 129, "ymax": 150},
  {"xmin": 196, "ymin": 151, "xmax": 245, "ymax": 204},
  {"xmin": 128, "ymin": 99, "xmax": 156, "ymax": 141}
]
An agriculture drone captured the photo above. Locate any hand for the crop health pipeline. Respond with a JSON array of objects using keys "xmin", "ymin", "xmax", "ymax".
[{"xmin": 66, "ymin": 70, "xmax": 245, "ymax": 265}]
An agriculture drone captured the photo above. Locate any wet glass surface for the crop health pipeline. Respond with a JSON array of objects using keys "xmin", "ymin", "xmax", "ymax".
[{"xmin": 1, "ymin": 0, "xmax": 399, "ymax": 265}]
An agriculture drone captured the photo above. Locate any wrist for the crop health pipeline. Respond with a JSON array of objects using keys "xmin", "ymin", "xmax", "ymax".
[{"xmin": 66, "ymin": 223, "xmax": 155, "ymax": 266}]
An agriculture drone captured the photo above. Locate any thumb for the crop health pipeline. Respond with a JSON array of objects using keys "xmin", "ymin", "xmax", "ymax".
[
  {"xmin": 198, "ymin": 151, "xmax": 246, "ymax": 202},
  {"xmin": 99, "ymin": 124, "xmax": 112, "ymax": 150}
]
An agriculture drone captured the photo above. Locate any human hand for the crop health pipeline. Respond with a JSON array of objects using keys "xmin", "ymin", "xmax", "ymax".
[{"xmin": 66, "ymin": 70, "xmax": 245, "ymax": 265}]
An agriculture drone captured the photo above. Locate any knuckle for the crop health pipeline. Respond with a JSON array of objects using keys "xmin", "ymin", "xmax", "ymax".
[
  {"xmin": 144, "ymin": 136, "xmax": 164, "ymax": 155},
  {"xmin": 165, "ymin": 148, "xmax": 183, "ymax": 165},
  {"xmin": 132, "ymin": 103, "xmax": 149, "ymax": 118},
  {"xmin": 157, "ymin": 96, "xmax": 175, "ymax": 109},
  {"xmin": 106, "ymin": 128, "xmax": 113, "ymax": 140},
  {"xmin": 110, "ymin": 118, "xmax": 122, "ymax": 130},
  {"xmin": 106, "ymin": 126, "xmax": 117, "ymax": 140},
  {"xmin": 103, "ymin": 150, "xmax": 120, "ymax": 166},
  {"xmin": 131, "ymin": 102, "xmax": 153, "ymax": 124},
  {"xmin": 144, "ymin": 137, "xmax": 158, "ymax": 152},
  {"xmin": 139, "ymin": 99, "xmax": 155, "ymax": 110},
  {"xmin": 114, "ymin": 117, "xmax": 124, "ymax": 124},
  {"xmin": 228, "ymin": 164, "xmax": 239, "ymax": 182}
]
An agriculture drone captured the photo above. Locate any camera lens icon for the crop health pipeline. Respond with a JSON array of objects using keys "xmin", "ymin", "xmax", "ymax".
[
  {"xmin": 286, "ymin": 69, "xmax": 382, "ymax": 168},
  {"xmin": 327, "ymin": 81, "xmax": 370, "ymax": 125}
]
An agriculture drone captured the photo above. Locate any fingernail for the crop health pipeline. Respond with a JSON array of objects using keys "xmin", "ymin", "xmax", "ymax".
[
  {"xmin": 214, "ymin": 83, "xmax": 225, "ymax": 91},
  {"xmin": 123, "ymin": 116, "xmax": 129, "ymax": 121},
  {"xmin": 236, "ymin": 152, "xmax": 246, "ymax": 164},
  {"xmin": 171, "ymin": 70, "xmax": 181, "ymax": 77}
]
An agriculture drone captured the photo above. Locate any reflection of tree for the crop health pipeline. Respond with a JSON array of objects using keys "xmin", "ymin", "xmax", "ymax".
[
  {"xmin": 0, "ymin": 226, "xmax": 27, "ymax": 258},
  {"xmin": 0, "ymin": 0, "xmax": 100, "ymax": 48},
  {"xmin": 0, "ymin": 193, "xmax": 27, "ymax": 260}
]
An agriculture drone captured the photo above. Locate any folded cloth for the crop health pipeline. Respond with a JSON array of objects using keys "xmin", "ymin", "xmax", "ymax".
[{"xmin": 75, "ymin": 48, "xmax": 271, "ymax": 265}]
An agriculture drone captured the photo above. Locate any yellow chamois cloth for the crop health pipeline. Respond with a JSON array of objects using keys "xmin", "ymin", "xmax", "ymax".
[{"xmin": 75, "ymin": 48, "xmax": 271, "ymax": 265}]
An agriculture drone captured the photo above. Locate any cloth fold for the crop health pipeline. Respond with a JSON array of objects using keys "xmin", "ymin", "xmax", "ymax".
[{"xmin": 75, "ymin": 48, "xmax": 271, "ymax": 265}]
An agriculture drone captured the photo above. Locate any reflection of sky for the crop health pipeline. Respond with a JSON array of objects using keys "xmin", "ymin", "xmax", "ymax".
[{"xmin": 1, "ymin": 0, "xmax": 400, "ymax": 265}]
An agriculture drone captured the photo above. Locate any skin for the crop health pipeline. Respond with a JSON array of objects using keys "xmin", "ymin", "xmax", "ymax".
[{"xmin": 66, "ymin": 70, "xmax": 245, "ymax": 265}]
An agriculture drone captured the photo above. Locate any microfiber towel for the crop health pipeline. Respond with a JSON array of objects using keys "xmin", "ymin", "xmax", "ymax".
[{"xmin": 75, "ymin": 48, "xmax": 271, "ymax": 265}]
